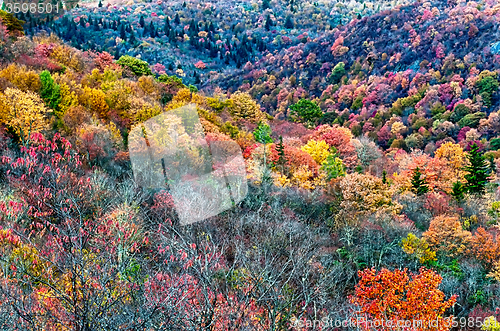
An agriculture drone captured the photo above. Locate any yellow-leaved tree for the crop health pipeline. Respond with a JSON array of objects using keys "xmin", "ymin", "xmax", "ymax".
[
  {"xmin": 0, "ymin": 64, "xmax": 41, "ymax": 92},
  {"xmin": 229, "ymin": 91, "xmax": 267, "ymax": 123},
  {"xmin": 301, "ymin": 139, "xmax": 330, "ymax": 165},
  {"xmin": 0, "ymin": 87, "xmax": 51, "ymax": 145},
  {"xmin": 56, "ymin": 82, "xmax": 78, "ymax": 118},
  {"xmin": 333, "ymin": 173, "xmax": 402, "ymax": 229},
  {"xmin": 83, "ymin": 87, "xmax": 109, "ymax": 118},
  {"xmin": 434, "ymin": 142, "xmax": 468, "ymax": 182}
]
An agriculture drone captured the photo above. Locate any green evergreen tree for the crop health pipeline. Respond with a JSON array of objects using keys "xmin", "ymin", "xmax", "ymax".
[
  {"xmin": 149, "ymin": 21, "xmax": 156, "ymax": 38},
  {"xmin": 174, "ymin": 13, "xmax": 180, "ymax": 24},
  {"xmin": 464, "ymin": 142, "xmax": 490, "ymax": 195},
  {"xmin": 382, "ymin": 169, "xmax": 387, "ymax": 184},
  {"xmin": 284, "ymin": 15, "xmax": 294, "ymax": 29},
  {"xmin": 265, "ymin": 14, "xmax": 272, "ymax": 31},
  {"xmin": 139, "ymin": 15, "xmax": 145, "ymax": 28},
  {"xmin": 98, "ymin": 0, "xmax": 103, "ymax": 7},
  {"xmin": 119, "ymin": 24, "xmax": 126, "ymax": 40},
  {"xmin": 164, "ymin": 17, "xmax": 170, "ymax": 33},
  {"xmin": 129, "ymin": 29, "xmax": 136, "ymax": 44},
  {"xmin": 262, "ymin": 0, "xmax": 270, "ymax": 10},
  {"xmin": 276, "ymin": 135, "xmax": 287, "ymax": 174},
  {"xmin": 451, "ymin": 181, "xmax": 465, "ymax": 203},
  {"xmin": 410, "ymin": 167, "xmax": 429, "ymax": 196},
  {"xmin": 488, "ymin": 154, "xmax": 497, "ymax": 176}
]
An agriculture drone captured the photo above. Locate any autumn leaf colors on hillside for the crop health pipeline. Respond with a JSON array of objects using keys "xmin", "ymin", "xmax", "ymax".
[{"xmin": 1, "ymin": 0, "xmax": 500, "ymax": 329}]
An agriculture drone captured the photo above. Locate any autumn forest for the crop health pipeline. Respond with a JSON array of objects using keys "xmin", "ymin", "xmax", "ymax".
[{"xmin": 1, "ymin": 0, "xmax": 500, "ymax": 329}]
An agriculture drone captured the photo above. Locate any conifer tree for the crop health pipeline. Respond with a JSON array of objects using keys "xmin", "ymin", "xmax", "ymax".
[
  {"xmin": 382, "ymin": 169, "xmax": 387, "ymax": 184},
  {"xmin": 276, "ymin": 135, "xmax": 287, "ymax": 174},
  {"xmin": 411, "ymin": 166, "xmax": 429, "ymax": 196},
  {"xmin": 119, "ymin": 24, "xmax": 126, "ymax": 40},
  {"xmin": 265, "ymin": 15, "xmax": 272, "ymax": 31},
  {"xmin": 488, "ymin": 154, "xmax": 497, "ymax": 176},
  {"xmin": 139, "ymin": 15, "xmax": 145, "ymax": 28},
  {"xmin": 129, "ymin": 29, "xmax": 136, "ymax": 44},
  {"xmin": 164, "ymin": 17, "xmax": 170, "ymax": 33},
  {"xmin": 464, "ymin": 142, "xmax": 490, "ymax": 195},
  {"xmin": 451, "ymin": 181, "xmax": 465, "ymax": 203}
]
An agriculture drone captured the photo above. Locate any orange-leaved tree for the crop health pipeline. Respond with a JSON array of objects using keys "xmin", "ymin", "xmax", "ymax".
[
  {"xmin": 470, "ymin": 227, "xmax": 500, "ymax": 267},
  {"xmin": 351, "ymin": 267, "xmax": 457, "ymax": 331},
  {"xmin": 423, "ymin": 214, "xmax": 472, "ymax": 257}
]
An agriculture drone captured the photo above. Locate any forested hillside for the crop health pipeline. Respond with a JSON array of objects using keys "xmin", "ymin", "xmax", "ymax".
[{"xmin": 1, "ymin": 0, "xmax": 500, "ymax": 329}]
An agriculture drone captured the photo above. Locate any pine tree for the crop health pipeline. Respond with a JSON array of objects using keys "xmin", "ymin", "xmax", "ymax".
[
  {"xmin": 276, "ymin": 135, "xmax": 287, "ymax": 174},
  {"xmin": 382, "ymin": 169, "xmax": 387, "ymax": 184},
  {"xmin": 189, "ymin": 19, "xmax": 197, "ymax": 33},
  {"xmin": 119, "ymin": 24, "xmax": 126, "ymax": 40},
  {"xmin": 150, "ymin": 24, "xmax": 156, "ymax": 38},
  {"xmin": 174, "ymin": 13, "xmax": 180, "ymax": 25},
  {"xmin": 488, "ymin": 154, "xmax": 497, "ymax": 176},
  {"xmin": 193, "ymin": 70, "xmax": 200, "ymax": 84},
  {"xmin": 464, "ymin": 142, "xmax": 490, "ymax": 195},
  {"xmin": 139, "ymin": 15, "xmax": 145, "ymax": 28},
  {"xmin": 129, "ymin": 30, "xmax": 136, "ymax": 44},
  {"xmin": 262, "ymin": 0, "xmax": 270, "ymax": 9},
  {"xmin": 284, "ymin": 16, "xmax": 294, "ymax": 29},
  {"xmin": 451, "ymin": 181, "xmax": 465, "ymax": 203},
  {"xmin": 411, "ymin": 167, "xmax": 429, "ymax": 196},
  {"xmin": 265, "ymin": 15, "xmax": 272, "ymax": 31},
  {"xmin": 164, "ymin": 17, "xmax": 170, "ymax": 33},
  {"xmin": 98, "ymin": 0, "xmax": 103, "ymax": 7}
]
